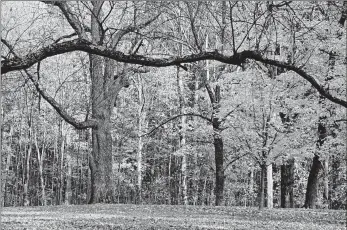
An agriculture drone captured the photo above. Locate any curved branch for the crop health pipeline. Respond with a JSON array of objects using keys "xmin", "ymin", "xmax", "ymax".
[
  {"xmin": 26, "ymin": 71, "xmax": 98, "ymax": 129},
  {"xmin": 142, "ymin": 113, "xmax": 212, "ymax": 137},
  {"xmin": 2, "ymin": 39, "xmax": 346, "ymax": 108},
  {"xmin": 223, "ymin": 151, "xmax": 251, "ymax": 172}
]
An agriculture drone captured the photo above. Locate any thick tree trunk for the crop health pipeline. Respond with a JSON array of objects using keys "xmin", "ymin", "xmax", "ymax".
[
  {"xmin": 88, "ymin": 2, "xmax": 122, "ymax": 204},
  {"xmin": 304, "ymin": 154, "xmax": 322, "ymax": 208},
  {"xmin": 304, "ymin": 118, "xmax": 326, "ymax": 208},
  {"xmin": 266, "ymin": 163, "xmax": 273, "ymax": 208},
  {"xmin": 89, "ymin": 122, "xmax": 114, "ymax": 203}
]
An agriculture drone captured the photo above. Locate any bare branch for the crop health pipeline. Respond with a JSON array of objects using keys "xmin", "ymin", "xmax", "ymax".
[
  {"xmin": 111, "ymin": 13, "xmax": 161, "ymax": 48},
  {"xmin": 1, "ymin": 38, "xmax": 19, "ymax": 58},
  {"xmin": 24, "ymin": 70, "xmax": 98, "ymax": 129},
  {"xmin": 220, "ymin": 104, "xmax": 241, "ymax": 124},
  {"xmin": 44, "ymin": 1, "xmax": 88, "ymax": 39},
  {"xmin": 142, "ymin": 113, "xmax": 212, "ymax": 137},
  {"xmin": 223, "ymin": 151, "xmax": 250, "ymax": 172}
]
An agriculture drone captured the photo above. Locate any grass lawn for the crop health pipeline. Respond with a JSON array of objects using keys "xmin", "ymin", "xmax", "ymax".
[{"xmin": 1, "ymin": 204, "xmax": 346, "ymax": 229}]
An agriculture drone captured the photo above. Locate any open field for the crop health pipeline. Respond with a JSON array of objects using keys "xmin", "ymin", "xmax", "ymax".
[{"xmin": 1, "ymin": 204, "xmax": 346, "ymax": 229}]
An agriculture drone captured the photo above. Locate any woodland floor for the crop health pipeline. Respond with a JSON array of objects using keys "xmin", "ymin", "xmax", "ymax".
[{"xmin": 1, "ymin": 204, "xmax": 346, "ymax": 230}]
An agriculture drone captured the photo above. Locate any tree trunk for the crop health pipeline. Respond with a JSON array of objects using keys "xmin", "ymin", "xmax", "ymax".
[
  {"xmin": 88, "ymin": 2, "xmax": 124, "ymax": 204},
  {"xmin": 331, "ymin": 155, "xmax": 340, "ymax": 209},
  {"xmin": 259, "ymin": 164, "xmax": 266, "ymax": 209},
  {"xmin": 59, "ymin": 123, "xmax": 65, "ymax": 205},
  {"xmin": 304, "ymin": 154, "xmax": 322, "ymax": 208},
  {"xmin": 266, "ymin": 163, "xmax": 273, "ymax": 208},
  {"xmin": 177, "ymin": 66, "xmax": 188, "ymax": 205},
  {"xmin": 65, "ymin": 153, "xmax": 72, "ymax": 205},
  {"xmin": 23, "ymin": 120, "xmax": 33, "ymax": 206},
  {"xmin": 205, "ymin": 82, "xmax": 224, "ymax": 206},
  {"xmin": 304, "ymin": 119, "xmax": 326, "ymax": 208},
  {"xmin": 249, "ymin": 167, "xmax": 254, "ymax": 207},
  {"xmin": 281, "ymin": 159, "xmax": 294, "ymax": 208},
  {"xmin": 35, "ymin": 132, "xmax": 46, "ymax": 206},
  {"xmin": 323, "ymin": 157, "xmax": 329, "ymax": 202},
  {"xmin": 136, "ymin": 74, "xmax": 147, "ymax": 204},
  {"xmin": 214, "ymin": 129, "xmax": 224, "ymax": 206}
]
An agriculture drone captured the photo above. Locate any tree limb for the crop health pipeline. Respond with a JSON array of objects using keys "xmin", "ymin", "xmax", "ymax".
[
  {"xmin": 220, "ymin": 104, "xmax": 241, "ymax": 124},
  {"xmin": 2, "ymin": 39, "xmax": 346, "ymax": 108},
  {"xmin": 24, "ymin": 70, "xmax": 98, "ymax": 129},
  {"xmin": 142, "ymin": 113, "xmax": 212, "ymax": 137},
  {"xmin": 223, "ymin": 151, "xmax": 251, "ymax": 172},
  {"xmin": 44, "ymin": 1, "xmax": 88, "ymax": 40}
]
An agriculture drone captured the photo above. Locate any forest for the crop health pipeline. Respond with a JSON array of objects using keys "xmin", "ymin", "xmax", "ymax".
[{"xmin": 0, "ymin": 2, "xmax": 346, "ymax": 227}]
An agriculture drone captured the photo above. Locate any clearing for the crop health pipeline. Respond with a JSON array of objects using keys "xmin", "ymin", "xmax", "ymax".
[{"xmin": 1, "ymin": 204, "xmax": 346, "ymax": 229}]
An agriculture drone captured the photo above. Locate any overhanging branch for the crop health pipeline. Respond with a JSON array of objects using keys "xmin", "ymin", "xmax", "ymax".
[{"xmin": 1, "ymin": 38, "xmax": 346, "ymax": 108}]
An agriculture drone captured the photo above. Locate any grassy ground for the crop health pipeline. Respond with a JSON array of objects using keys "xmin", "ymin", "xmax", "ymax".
[{"xmin": 1, "ymin": 204, "xmax": 346, "ymax": 229}]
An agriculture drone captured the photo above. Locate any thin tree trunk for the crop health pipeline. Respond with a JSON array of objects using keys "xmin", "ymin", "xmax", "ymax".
[
  {"xmin": 249, "ymin": 167, "xmax": 254, "ymax": 206},
  {"xmin": 65, "ymin": 153, "xmax": 72, "ymax": 205},
  {"xmin": 281, "ymin": 159, "xmax": 294, "ymax": 208},
  {"xmin": 323, "ymin": 157, "xmax": 329, "ymax": 202},
  {"xmin": 266, "ymin": 163, "xmax": 273, "ymax": 208},
  {"xmin": 23, "ymin": 117, "xmax": 33, "ymax": 206},
  {"xmin": 168, "ymin": 152, "xmax": 172, "ymax": 205},
  {"xmin": 136, "ymin": 74, "xmax": 146, "ymax": 204},
  {"xmin": 3, "ymin": 126, "xmax": 14, "ymax": 206},
  {"xmin": 35, "ymin": 132, "xmax": 46, "ymax": 206},
  {"xmin": 177, "ymin": 66, "xmax": 188, "ymax": 205},
  {"xmin": 59, "ymin": 124, "xmax": 65, "ymax": 205}
]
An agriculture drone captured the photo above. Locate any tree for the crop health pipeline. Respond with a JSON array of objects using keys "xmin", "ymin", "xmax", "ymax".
[{"xmin": 1, "ymin": 1, "xmax": 345, "ymax": 206}]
